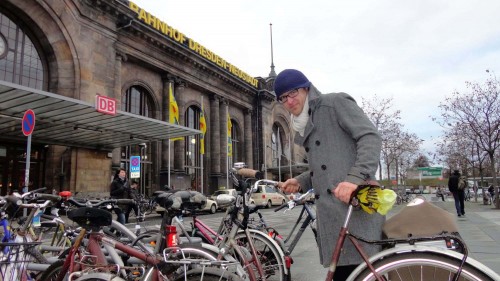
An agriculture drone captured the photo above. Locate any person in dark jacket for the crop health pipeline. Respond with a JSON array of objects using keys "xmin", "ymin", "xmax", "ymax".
[
  {"xmin": 110, "ymin": 168, "xmax": 129, "ymax": 224},
  {"xmin": 275, "ymin": 69, "xmax": 383, "ymax": 280},
  {"xmin": 125, "ymin": 180, "xmax": 139, "ymax": 223},
  {"xmin": 448, "ymin": 169, "xmax": 465, "ymax": 217}
]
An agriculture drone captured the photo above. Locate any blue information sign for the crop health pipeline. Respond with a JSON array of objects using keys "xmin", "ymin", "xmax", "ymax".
[{"xmin": 130, "ymin": 156, "xmax": 140, "ymax": 178}]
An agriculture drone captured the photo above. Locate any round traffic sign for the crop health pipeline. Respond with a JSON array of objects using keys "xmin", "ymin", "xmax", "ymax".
[{"xmin": 22, "ymin": 109, "xmax": 36, "ymax": 136}]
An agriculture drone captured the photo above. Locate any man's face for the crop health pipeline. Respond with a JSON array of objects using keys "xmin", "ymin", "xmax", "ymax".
[
  {"xmin": 280, "ymin": 88, "xmax": 308, "ymax": 116},
  {"xmin": 119, "ymin": 170, "xmax": 126, "ymax": 178}
]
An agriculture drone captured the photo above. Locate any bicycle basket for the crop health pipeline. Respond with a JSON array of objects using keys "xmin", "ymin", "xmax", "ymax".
[{"xmin": 0, "ymin": 241, "xmax": 42, "ymax": 281}]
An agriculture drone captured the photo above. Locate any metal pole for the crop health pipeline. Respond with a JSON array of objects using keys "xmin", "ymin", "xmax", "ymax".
[
  {"xmin": 278, "ymin": 129, "xmax": 281, "ymax": 182},
  {"xmin": 288, "ymin": 133, "xmax": 292, "ymax": 178},
  {"xmin": 264, "ymin": 138, "xmax": 267, "ymax": 177},
  {"xmin": 168, "ymin": 140, "xmax": 171, "ymax": 188},
  {"xmin": 23, "ymin": 134, "xmax": 31, "ymax": 216}
]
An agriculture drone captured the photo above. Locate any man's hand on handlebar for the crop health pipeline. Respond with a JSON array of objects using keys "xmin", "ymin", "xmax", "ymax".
[
  {"xmin": 333, "ymin": 182, "xmax": 357, "ymax": 204},
  {"xmin": 277, "ymin": 178, "xmax": 301, "ymax": 194}
]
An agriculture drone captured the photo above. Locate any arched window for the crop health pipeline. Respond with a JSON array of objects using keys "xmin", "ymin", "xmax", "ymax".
[
  {"xmin": 121, "ymin": 85, "xmax": 155, "ymax": 194},
  {"xmin": 0, "ymin": 13, "xmax": 45, "ymax": 89},
  {"xmin": 185, "ymin": 105, "xmax": 201, "ymax": 191},
  {"xmin": 122, "ymin": 86, "xmax": 153, "ymax": 117},
  {"xmin": 230, "ymin": 120, "xmax": 241, "ymax": 166}
]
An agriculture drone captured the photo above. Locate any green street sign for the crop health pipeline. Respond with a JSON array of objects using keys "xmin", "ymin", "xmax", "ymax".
[{"xmin": 417, "ymin": 167, "xmax": 443, "ymax": 177}]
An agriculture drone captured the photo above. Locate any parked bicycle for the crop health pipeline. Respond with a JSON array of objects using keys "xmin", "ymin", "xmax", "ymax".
[
  {"xmin": 279, "ymin": 183, "xmax": 500, "ymax": 281},
  {"xmin": 40, "ymin": 193, "xmax": 242, "ymax": 281}
]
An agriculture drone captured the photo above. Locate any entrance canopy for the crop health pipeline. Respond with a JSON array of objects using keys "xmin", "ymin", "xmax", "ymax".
[{"xmin": 0, "ymin": 81, "xmax": 200, "ymax": 150}]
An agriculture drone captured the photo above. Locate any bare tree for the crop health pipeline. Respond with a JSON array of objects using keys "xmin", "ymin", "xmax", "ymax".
[
  {"xmin": 436, "ymin": 74, "xmax": 500, "ymax": 208},
  {"xmin": 361, "ymin": 95, "xmax": 401, "ymax": 180}
]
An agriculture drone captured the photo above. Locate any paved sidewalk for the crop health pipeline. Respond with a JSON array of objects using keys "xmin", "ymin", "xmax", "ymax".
[{"xmin": 416, "ymin": 195, "xmax": 500, "ymax": 276}]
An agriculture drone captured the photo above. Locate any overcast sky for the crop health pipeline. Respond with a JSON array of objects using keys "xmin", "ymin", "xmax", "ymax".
[{"xmin": 131, "ymin": 0, "xmax": 500, "ymax": 158}]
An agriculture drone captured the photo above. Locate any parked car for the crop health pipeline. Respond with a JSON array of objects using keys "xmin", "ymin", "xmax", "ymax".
[
  {"xmin": 155, "ymin": 192, "xmax": 219, "ymax": 215},
  {"xmin": 251, "ymin": 185, "xmax": 288, "ymax": 208},
  {"xmin": 210, "ymin": 189, "xmax": 254, "ymax": 210}
]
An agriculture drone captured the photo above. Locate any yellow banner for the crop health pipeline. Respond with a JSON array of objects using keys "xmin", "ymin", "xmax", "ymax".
[
  {"xmin": 227, "ymin": 112, "xmax": 232, "ymax": 157},
  {"xmin": 200, "ymin": 105, "xmax": 207, "ymax": 154},
  {"xmin": 169, "ymin": 83, "xmax": 183, "ymax": 141}
]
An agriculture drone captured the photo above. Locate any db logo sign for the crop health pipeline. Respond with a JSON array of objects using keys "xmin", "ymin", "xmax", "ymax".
[{"xmin": 96, "ymin": 94, "xmax": 117, "ymax": 115}]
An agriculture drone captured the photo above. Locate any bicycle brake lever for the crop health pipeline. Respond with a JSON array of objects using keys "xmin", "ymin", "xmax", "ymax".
[{"xmin": 283, "ymin": 201, "xmax": 296, "ymax": 213}]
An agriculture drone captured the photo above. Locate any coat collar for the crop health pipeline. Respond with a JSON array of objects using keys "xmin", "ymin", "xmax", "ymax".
[{"xmin": 294, "ymin": 85, "xmax": 322, "ymax": 145}]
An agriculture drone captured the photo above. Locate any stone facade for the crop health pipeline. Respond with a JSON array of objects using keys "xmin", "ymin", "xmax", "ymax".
[{"xmin": 0, "ymin": 0, "xmax": 301, "ymax": 196}]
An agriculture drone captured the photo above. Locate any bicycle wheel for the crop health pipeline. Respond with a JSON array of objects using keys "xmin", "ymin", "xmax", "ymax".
[
  {"xmin": 233, "ymin": 231, "xmax": 285, "ymax": 281},
  {"xmin": 38, "ymin": 259, "xmax": 64, "ymax": 281},
  {"xmin": 355, "ymin": 252, "xmax": 496, "ymax": 281}
]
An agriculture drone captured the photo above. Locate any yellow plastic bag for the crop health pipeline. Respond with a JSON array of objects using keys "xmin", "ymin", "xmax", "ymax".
[{"xmin": 357, "ymin": 186, "xmax": 396, "ymax": 215}]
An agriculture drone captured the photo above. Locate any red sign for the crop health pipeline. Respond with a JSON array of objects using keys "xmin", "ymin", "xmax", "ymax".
[
  {"xmin": 96, "ymin": 94, "xmax": 117, "ymax": 115},
  {"xmin": 22, "ymin": 109, "xmax": 36, "ymax": 136}
]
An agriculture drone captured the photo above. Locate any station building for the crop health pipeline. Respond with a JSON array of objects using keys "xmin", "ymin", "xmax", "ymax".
[{"xmin": 0, "ymin": 0, "xmax": 306, "ymax": 196}]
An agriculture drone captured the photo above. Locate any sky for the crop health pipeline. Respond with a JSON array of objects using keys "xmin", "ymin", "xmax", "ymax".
[{"xmin": 131, "ymin": 0, "xmax": 500, "ymax": 158}]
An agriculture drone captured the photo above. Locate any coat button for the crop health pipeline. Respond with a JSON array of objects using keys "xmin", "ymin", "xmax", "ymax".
[
  {"xmin": 308, "ymin": 108, "xmax": 312, "ymax": 115},
  {"xmin": 305, "ymin": 147, "xmax": 309, "ymax": 152},
  {"xmin": 310, "ymin": 171, "xmax": 314, "ymax": 177},
  {"xmin": 321, "ymin": 165, "xmax": 327, "ymax": 170},
  {"xmin": 315, "ymin": 140, "xmax": 320, "ymax": 146}
]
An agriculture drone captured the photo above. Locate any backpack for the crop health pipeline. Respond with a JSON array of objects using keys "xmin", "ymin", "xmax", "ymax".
[{"xmin": 458, "ymin": 176, "xmax": 467, "ymax": 190}]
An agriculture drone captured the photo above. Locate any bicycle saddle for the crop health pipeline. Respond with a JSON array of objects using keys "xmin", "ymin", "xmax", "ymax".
[
  {"xmin": 67, "ymin": 207, "xmax": 112, "ymax": 229},
  {"xmin": 154, "ymin": 190, "xmax": 207, "ymax": 211}
]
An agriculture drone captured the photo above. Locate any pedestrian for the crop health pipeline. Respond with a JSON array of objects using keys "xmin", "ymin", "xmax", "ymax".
[
  {"xmin": 448, "ymin": 169, "xmax": 465, "ymax": 217},
  {"xmin": 436, "ymin": 187, "xmax": 445, "ymax": 202},
  {"xmin": 125, "ymin": 180, "xmax": 139, "ymax": 223},
  {"xmin": 109, "ymin": 168, "xmax": 129, "ymax": 224},
  {"xmin": 274, "ymin": 69, "xmax": 383, "ymax": 280}
]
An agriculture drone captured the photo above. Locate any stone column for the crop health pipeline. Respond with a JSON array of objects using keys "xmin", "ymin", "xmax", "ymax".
[
  {"xmin": 111, "ymin": 52, "xmax": 126, "ymax": 171},
  {"xmin": 210, "ymin": 95, "xmax": 221, "ymax": 174},
  {"xmin": 220, "ymin": 99, "xmax": 228, "ymax": 176},
  {"xmin": 244, "ymin": 109, "xmax": 253, "ymax": 169},
  {"xmin": 174, "ymin": 81, "xmax": 186, "ymax": 172}
]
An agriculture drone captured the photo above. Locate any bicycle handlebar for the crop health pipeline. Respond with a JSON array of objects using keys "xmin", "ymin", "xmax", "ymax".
[
  {"xmin": 21, "ymin": 187, "xmax": 47, "ymax": 198},
  {"xmin": 274, "ymin": 189, "xmax": 315, "ymax": 212},
  {"xmin": 67, "ymin": 198, "xmax": 135, "ymax": 208},
  {"xmin": 34, "ymin": 193, "xmax": 62, "ymax": 202},
  {"xmin": 18, "ymin": 200, "xmax": 54, "ymax": 209}
]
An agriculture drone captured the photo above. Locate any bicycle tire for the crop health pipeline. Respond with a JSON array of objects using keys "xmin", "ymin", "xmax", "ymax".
[
  {"xmin": 354, "ymin": 251, "xmax": 496, "ymax": 281},
  {"xmin": 233, "ymin": 231, "xmax": 285, "ymax": 281},
  {"xmin": 38, "ymin": 259, "xmax": 64, "ymax": 281}
]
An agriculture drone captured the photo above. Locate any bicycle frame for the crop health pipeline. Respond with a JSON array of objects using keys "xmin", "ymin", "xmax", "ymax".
[{"xmin": 324, "ymin": 202, "xmax": 469, "ymax": 281}]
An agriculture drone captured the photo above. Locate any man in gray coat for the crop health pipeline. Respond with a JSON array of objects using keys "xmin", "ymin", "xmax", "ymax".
[{"xmin": 275, "ymin": 69, "xmax": 383, "ymax": 280}]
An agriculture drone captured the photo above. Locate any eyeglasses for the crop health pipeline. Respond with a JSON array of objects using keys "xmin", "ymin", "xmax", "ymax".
[{"xmin": 278, "ymin": 88, "xmax": 300, "ymax": 103}]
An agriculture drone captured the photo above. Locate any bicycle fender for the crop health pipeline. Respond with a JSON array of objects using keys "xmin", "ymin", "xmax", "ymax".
[
  {"xmin": 346, "ymin": 245, "xmax": 500, "ymax": 281},
  {"xmin": 244, "ymin": 228, "xmax": 289, "ymax": 275},
  {"xmin": 73, "ymin": 272, "xmax": 126, "ymax": 281},
  {"xmin": 200, "ymin": 243, "xmax": 249, "ymax": 280}
]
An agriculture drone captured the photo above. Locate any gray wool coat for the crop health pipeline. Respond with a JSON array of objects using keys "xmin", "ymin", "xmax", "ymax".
[{"xmin": 293, "ymin": 85, "xmax": 384, "ymax": 267}]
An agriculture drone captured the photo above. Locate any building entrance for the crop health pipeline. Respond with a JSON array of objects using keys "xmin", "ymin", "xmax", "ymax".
[{"xmin": 0, "ymin": 142, "xmax": 45, "ymax": 195}]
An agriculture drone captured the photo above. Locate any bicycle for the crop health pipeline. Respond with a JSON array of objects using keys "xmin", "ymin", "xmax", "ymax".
[
  {"xmin": 271, "ymin": 189, "xmax": 317, "ymax": 281},
  {"xmin": 313, "ymin": 183, "xmax": 500, "ymax": 281},
  {"xmin": 0, "ymin": 189, "xmax": 62, "ymax": 276},
  {"xmin": 40, "ymin": 193, "xmax": 243, "ymax": 281},
  {"xmin": 0, "ymin": 241, "xmax": 42, "ymax": 281}
]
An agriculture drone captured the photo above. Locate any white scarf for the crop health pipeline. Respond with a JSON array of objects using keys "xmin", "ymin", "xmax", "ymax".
[{"xmin": 291, "ymin": 95, "xmax": 309, "ymax": 136}]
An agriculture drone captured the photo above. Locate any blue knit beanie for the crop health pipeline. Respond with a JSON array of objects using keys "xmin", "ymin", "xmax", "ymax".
[{"xmin": 274, "ymin": 69, "xmax": 311, "ymax": 100}]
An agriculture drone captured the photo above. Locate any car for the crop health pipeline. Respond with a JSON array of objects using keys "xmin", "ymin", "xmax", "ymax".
[
  {"xmin": 251, "ymin": 184, "xmax": 288, "ymax": 208},
  {"xmin": 202, "ymin": 197, "xmax": 218, "ymax": 214},
  {"xmin": 210, "ymin": 189, "xmax": 254, "ymax": 209},
  {"xmin": 155, "ymin": 192, "xmax": 219, "ymax": 215}
]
